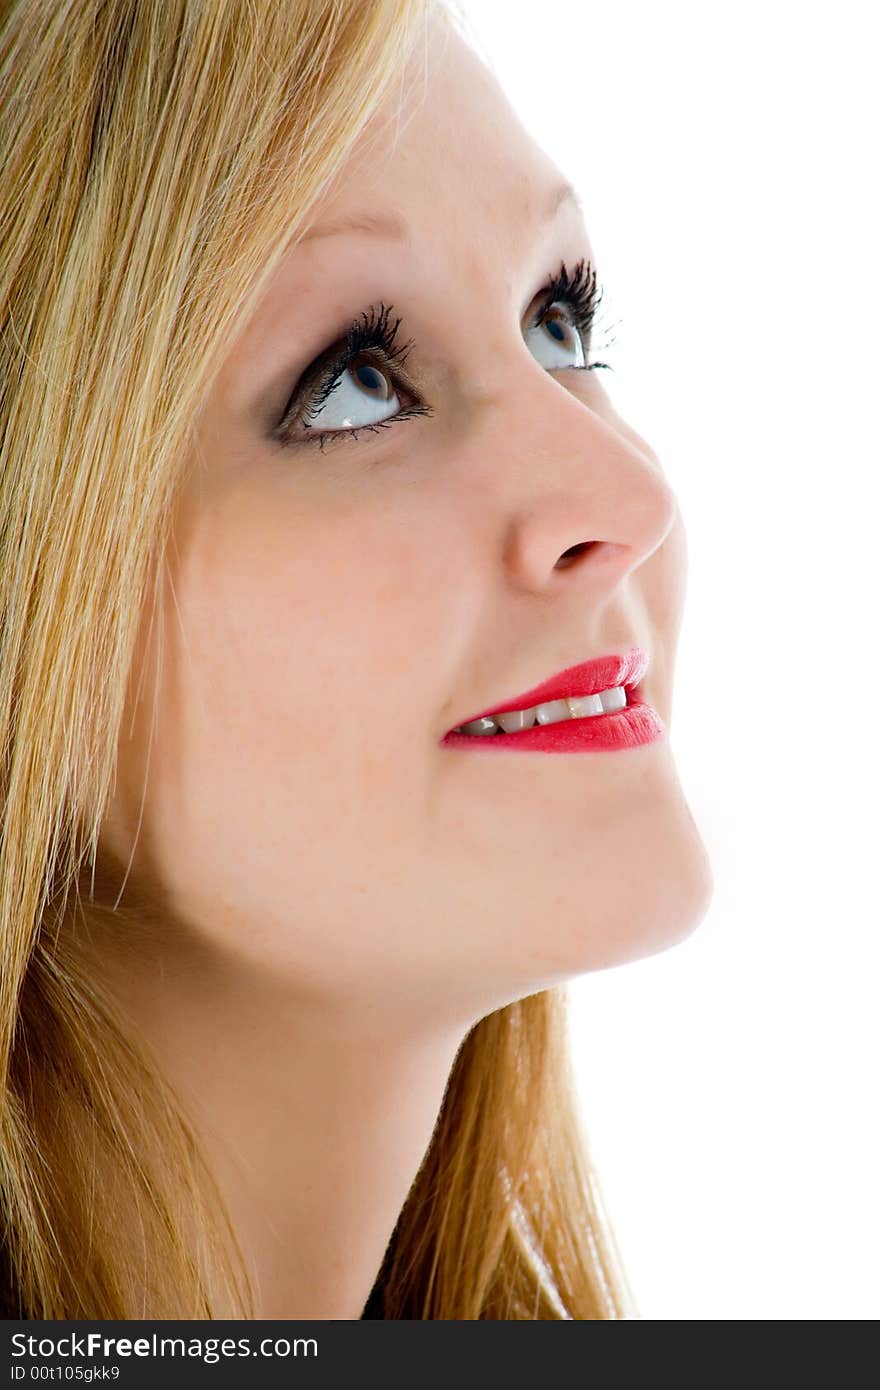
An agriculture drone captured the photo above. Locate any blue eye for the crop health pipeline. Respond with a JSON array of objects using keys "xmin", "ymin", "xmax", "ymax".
[{"xmin": 272, "ymin": 258, "xmax": 613, "ymax": 453}]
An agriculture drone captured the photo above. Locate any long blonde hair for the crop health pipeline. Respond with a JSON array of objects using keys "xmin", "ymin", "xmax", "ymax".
[{"xmin": 0, "ymin": 0, "xmax": 636, "ymax": 1318}]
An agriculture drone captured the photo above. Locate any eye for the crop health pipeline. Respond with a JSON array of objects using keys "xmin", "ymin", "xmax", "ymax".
[
  {"xmin": 300, "ymin": 349, "xmax": 417, "ymax": 439},
  {"xmin": 525, "ymin": 257, "xmax": 612, "ymax": 374},
  {"xmin": 525, "ymin": 303, "xmax": 587, "ymax": 368},
  {"xmin": 271, "ymin": 259, "xmax": 612, "ymax": 452},
  {"xmin": 272, "ymin": 303, "xmax": 431, "ymax": 454}
]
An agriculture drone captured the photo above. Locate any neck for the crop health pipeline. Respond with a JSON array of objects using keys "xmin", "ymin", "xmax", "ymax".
[{"xmin": 94, "ymin": 924, "xmax": 467, "ymax": 1319}]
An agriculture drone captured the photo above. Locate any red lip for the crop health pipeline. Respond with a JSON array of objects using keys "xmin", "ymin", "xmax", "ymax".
[{"xmin": 447, "ymin": 647, "xmax": 650, "ymax": 733}]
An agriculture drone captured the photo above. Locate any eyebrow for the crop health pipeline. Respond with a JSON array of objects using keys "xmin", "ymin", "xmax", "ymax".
[{"xmin": 298, "ymin": 178, "xmax": 582, "ymax": 246}]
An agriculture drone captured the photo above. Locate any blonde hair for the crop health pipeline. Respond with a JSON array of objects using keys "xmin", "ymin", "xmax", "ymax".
[{"xmin": 0, "ymin": 0, "xmax": 636, "ymax": 1318}]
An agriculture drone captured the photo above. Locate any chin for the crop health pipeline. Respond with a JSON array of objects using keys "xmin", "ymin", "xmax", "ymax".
[
  {"xmin": 489, "ymin": 785, "xmax": 716, "ymax": 990},
  {"xmin": 570, "ymin": 812, "xmax": 714, "ymax": 977}
]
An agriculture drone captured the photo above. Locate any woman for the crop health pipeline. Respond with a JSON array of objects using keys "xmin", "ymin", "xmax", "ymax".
[{"xmin": 0, "ymin": 0, "xmax": 714, "ymax": 1319}]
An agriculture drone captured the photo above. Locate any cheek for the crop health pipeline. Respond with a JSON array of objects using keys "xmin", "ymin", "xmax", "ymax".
[
  {"xmin": 178, "ymin": 480, "xmax": 440, "ymax": 738},
  {"xmin": 115, "ymin": 485, "xmax": 464, "ymax": 980}
]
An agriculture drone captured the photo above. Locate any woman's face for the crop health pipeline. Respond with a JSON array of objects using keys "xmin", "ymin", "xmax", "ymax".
[{"xmin": 100, "ymin": 14, "xmax": 712, "ymax": 1029}]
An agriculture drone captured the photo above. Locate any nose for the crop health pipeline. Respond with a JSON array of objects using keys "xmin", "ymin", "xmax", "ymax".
[{"xmin": 495, "ymin": 367, "xmax": 679, "ymax": 598}]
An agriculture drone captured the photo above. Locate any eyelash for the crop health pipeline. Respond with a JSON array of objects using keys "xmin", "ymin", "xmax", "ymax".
[{"xmin": 273, "ymin": 257, "xmax": 613, "ymax": 453}]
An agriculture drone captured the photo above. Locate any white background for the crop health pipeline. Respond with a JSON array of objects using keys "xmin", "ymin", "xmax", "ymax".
[{"xmin": 462, "ymin": 0, "xmax": 879, "ymax": 1319}]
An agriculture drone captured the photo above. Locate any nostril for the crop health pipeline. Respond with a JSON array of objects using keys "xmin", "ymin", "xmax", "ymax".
[{"xmin": 556, "ymin": 541, "xmax": 592, "ymax": 568}]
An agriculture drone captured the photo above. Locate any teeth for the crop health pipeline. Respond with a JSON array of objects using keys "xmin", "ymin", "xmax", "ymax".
[
  {"xmin": 495, "ymin": 707, "xmax": 538, "ymax": 734},
  {"xmin": 598, "ymin": 685, "xmax": 626, "ymax": 714},
  {"xmin": 535, "ymin": 698, "xmax": 570, "ymax": 726},
  {"xmin": 456, "ymin": 715, "xmax": 498, "ymax": 737},
  {"xmin": 455, "ymin": 686, "xmax": 627, "ymax": 736},
  {"xmin": 566, "ymin": 693, "xmax": 605, "ymax": 718}
]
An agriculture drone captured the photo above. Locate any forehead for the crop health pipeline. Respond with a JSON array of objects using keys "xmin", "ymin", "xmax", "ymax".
[{"xmin": 303, "ymin": 16, "xmax": 568, "ymax": 259}]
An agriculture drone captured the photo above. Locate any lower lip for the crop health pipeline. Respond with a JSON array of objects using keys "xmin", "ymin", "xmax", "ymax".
[{"xmin": 441, "ymin": 686, "xmax": 665, "ymax": 753}]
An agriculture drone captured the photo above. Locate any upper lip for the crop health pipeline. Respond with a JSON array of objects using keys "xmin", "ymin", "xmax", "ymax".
[{"xmin": 447, "ymin": 647, "xmax": 649, "ymax": 732}]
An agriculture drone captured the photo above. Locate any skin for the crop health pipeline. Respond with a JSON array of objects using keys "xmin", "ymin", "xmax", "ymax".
[{"xmin": 96, "ymin": 10, "xmax": 714, "ymax": 1319}]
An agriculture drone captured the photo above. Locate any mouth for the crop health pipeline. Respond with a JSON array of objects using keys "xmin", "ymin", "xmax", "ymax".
[{"xmin": 443, "ymin": 647, "xmax": 650, "ymax": 739}]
